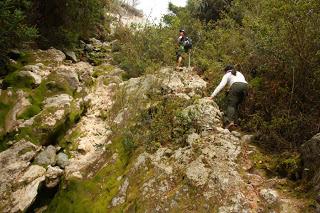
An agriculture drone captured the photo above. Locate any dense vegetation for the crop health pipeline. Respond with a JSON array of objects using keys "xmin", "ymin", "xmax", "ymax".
[
  {"xmin": 1, "ymin": 0, "xmax": 319, "ymax": 163},
  {"xmin": 0, "ymin": 0, "xmax": 121, "ymax": 60},
  {"xmin": 112, "ymin": 0, "xmax": 320, "ymax": 152}
]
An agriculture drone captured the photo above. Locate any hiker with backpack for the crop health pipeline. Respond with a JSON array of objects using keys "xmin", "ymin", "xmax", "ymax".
[
  {"xmin": 209, "ymin": 65, "xmax": 248, "ymax": 130},
  {"xmin": 176, "ymin": 29, "xmax": 192, "ymax": 70}
]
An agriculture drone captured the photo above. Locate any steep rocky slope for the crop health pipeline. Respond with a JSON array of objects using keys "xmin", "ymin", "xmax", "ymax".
[{"xmin": 0, "ymin": 40, "xmax": 314, "ymax": 212}]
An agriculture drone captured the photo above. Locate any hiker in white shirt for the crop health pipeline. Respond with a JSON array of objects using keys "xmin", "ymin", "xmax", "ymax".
[{"xmin": 210, "ymin": 65, "xmax": 248, "ymax": 129}]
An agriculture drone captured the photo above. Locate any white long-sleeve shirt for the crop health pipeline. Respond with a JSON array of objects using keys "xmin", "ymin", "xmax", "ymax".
[{"xmin": 211, "ymin": 71, "xmax": 247, "ymax": 97}]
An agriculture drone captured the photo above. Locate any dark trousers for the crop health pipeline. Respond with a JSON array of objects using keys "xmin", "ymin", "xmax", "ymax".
[{"xmin": 225, "ymin": 82, "xmax": 248, "ymax": 124}]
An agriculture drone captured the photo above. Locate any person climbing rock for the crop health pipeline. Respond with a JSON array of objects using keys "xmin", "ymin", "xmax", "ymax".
[
  {"xmin": 176, "ymin": 29, "xmax": 192, "ymax": 70},
  {"xmin": 209, "ymin": 65, "xmax": 248, "ymax": 130}
]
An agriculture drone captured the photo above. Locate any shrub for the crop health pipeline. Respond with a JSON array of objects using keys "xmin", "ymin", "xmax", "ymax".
[{"xmin": 0, "ymin": 0, "xmax": 37, "ymax": 58}]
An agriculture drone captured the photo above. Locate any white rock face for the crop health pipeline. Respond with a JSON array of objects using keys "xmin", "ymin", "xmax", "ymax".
[
  {"xmin": 65, "ymin": 69, "xmax": 115, "ymax": 179},
  {"xmin": 0, "ymin": 140, "xmax": 42, "ymax": 212},
  {"xmin": 181, "ymin": 98, "xmax": 223, "ymax": 130},
  {"xmin": 43, "ymin": 94, "xmax": 73, "ymax": 108},
  {"xmin": 11, "ymin": 176, "xmax": 45, "ymax": 212},
  {"xmin": 18, "ymin": 165, "xmax": 46, "ymax": 184},
  {"xmin": 54, "ymin": 65, "xmax": 80, "ymax": 90}
]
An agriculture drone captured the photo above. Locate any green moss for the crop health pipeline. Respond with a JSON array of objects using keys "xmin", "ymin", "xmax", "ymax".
[
  {"xmin": 2, "ymin": 71, "xmax": 36, "ymax": 89},
  {"xmin": 0, "ymin": 102, "xmax": 11, "ymax": 129},
  {"xmin": 17, "ymin": 105, "xmax": 41, "ymax": 120},
  {"xmin": 59, "ymin": 129, "xmax": 83, "ymax": 155},
  {"xmin": 46, "ymin": 136, "xmax": 134, "ymax": 212},
  {"xmin": 17, "ymin": 69, "xmax": 77, "ymax": 122},
  {"xmin": 18, "ymin": 147, "xmax": 34, "ymax": 156},
  {"xmin": 93, "ymin": 64, "xmax": 115, "ymax": 78},
  {"xmin": 2, "ymin": 51, "xmax": 33, "ymax": 75},
  {"xmin": 0, "ymin": 91, "xmax": 18, "ymax": 149},
  {"xmin": 249, "ymin": 77, "xmax": 263, "ymax": 89},
  {"xmin": 15, "ymin": 102, "xmax": 83, "ymax": 146},
  {"xmin": 45, "ymin": 73, "xmax": 74, "ymax": 96},
  {"xmin": 250, "ymin": 146, "xmax": 303, "ymax": 181}
]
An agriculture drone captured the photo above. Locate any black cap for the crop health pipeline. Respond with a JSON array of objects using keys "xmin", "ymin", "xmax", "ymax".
[{"xmin": 179, "ymin": 29, "xmax": 185, "ymax": 33}]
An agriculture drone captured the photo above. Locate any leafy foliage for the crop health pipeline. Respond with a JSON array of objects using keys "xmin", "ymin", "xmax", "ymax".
[
  {"xmin": 32, "ymin": 0, "xmax": 110, "ymax": 48},
  {"xmin": 0, "ymin": 0, "xmax": 37, "ymax": 58},
  {"xmin": 113, "ymin": 0, "xmax": 320, "ymax": 151}
]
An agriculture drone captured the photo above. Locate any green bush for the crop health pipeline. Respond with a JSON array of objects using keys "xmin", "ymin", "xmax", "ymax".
[
  {"xmin": 0, "ymin": 0, "xmax": 37, "ymax": 58},
  {"xmin": 33, "ymin": 0, "xmax": 110, "ymax": 49},
  {"xmin": 112, "ymin": 0, "xmax": 320, "ymax": 152}
]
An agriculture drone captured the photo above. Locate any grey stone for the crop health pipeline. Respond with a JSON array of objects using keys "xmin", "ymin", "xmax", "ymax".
[
  {"xmin": 54, "ymin": 65, "xmax": 80, "ymax": 90},
  {"xmin": 33, "ymin": 48, "xmax": 66, "ymax": 64},
  {"xmin": 186, "ymin": 158, "xmax": 209, "ymax": 186},
  {"xmin": 260, "ymin": 189, "xmax": 279, "ymax": 204},
  {"xmin": 34, "ymin": 145, "xmax": 57, "ymax": 166},
  {"xmin": 64, "ymin": 50, "xmax": 78, "ymax": 62},
  {"xmin": 187, "ymin": 133, "xmax": 200, "ymax": 147},
  {"xmin": 56, "ymin": 152, "xmax": 70, "ymax": 168},
  {"xmin": 301, "ymin": 133, "xmax": 320, "ymax": 172},
  {"xmin": 241, "ymin": 134, "xmax": 255, "ymax": 143}
]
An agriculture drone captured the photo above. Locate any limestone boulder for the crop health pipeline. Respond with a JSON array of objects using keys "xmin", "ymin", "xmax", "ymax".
[
  {"xmin": 31, "ymin": 48, "xmax": 66, "ymax": 65},
  {"xmin": 43, "ymin": 94, "xmax": 73, "ymax": 108},
  {"xmin": 0, "ymin": 140, "xmax": 40, "ymax": 211},
  {"xmin": 11, "ymin": 176, "xmax": 45, "ymax": 212},
  {"xmin": 45, "ymin": 166, "xmax": 64, "ymax": 188},
  {"xmin": 180, "ymin": 98, "xmax": 223, "ymax": 131},
  {"xmin": 18, "ymin": 95, "xmax": 82, "ymax": 146},
  {"xmin": 53, "ymin": 65, "xmax": 80, "ymax": 90},
  {"xmin": 18, "ymin": 71, "xmax": 42, "ymax": 86}
]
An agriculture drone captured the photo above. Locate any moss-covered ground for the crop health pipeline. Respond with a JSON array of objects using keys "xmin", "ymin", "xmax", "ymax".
[{"xmin": 45, "ymin": 136, "xmax": 136, "ymax": 213}]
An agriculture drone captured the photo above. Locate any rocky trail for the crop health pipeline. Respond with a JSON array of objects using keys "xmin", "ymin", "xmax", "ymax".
[{"xmin": 0, "ymin": 39, "xmax": 315, "ymax": 212}]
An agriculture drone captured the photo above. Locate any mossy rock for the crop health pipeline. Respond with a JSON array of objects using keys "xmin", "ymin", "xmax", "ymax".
[
  {"xmin": 46, "ymin": 72, "xmax": 77, "ymax": 95},
  {"xmin": 0, "ymin": 90, "xmax": 18, "ymax": 143},
  {"xmin": 2, "ymin": 71, "xmax": 37, "ymax": 89},
  {"xmin": 16, "ymin": 99, "xmax": 84, "ymax": 146},
  {"xmin": 0, "ymin": 51, "xmax": 33, "ymax": 77},
  {"xmin": 28, "ymin": 49, "xmax": 66, "ymax": 66},
  {"xmin": 250, "ymin": 148, "xmax": 303, "ymax": 180},
  {"xmin": 92, "ymin": 64, "xmax": 115, "ymax": 78},
  {"xmin": 46, "ymin": 136, "xmax": 135, "ymax": 212}
]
